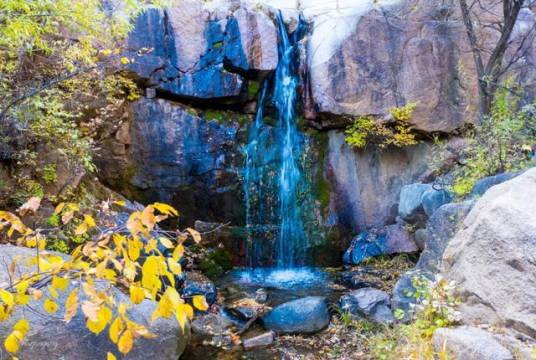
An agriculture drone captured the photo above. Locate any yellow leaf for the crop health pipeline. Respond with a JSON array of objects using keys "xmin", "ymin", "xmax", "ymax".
[
  {"xmin": 53, "ymin": 202, "xmax": 65, "ymax": 215},
  {"xmin": 101, "ymin": 49, "xmax": 112, "ymax": 56},
  {"xmin": 4, "ymin": 332, "xmax": 19, "ymax": 353},
  {"xmin": 113, "ymin": 200, "xmax": 126, "ymax": 207},
  {"xmin": 120, "ymin": 57, "xmax": 130, "ymax": 65},
  {"xmin": 152, "ymin": 203, "xmax": 178, "ymax": 216},
  {"xmin": 13, "ymin": 319, "xmax": 29, "ymax": 337},
  {"xmin": 75, "ymin": 222, "xmax": 88, "ymax": 236},
  {"xmin": 62, "ymin": 210, "xmax": 75, "ymax": 225},
  {"xmin": 118, "ymin": 329, "xmax": 133, "ymax": 354},
  {"xmin": 141, "ymin": 206, "xmax": 157, "ymax": 230},
  {"xmin": 84, "ymin": 214, "xmax": 96, "ymax": 228},
  {"xmin": 192, "ymin": 295, "xmax": 209, "ymax": 311},
  {"xmin": 141, "ymin": 256, "xmax": 159, "ymax": 290},
  {"xmin": 43, "ymin": 299, "xmax": 58, "ymax": 314},
  {"xmin": 107, "ymin": 352, "xmax": 117, "ymax": 360},
  {"xmin": 64, "ymin": 288, "xmax": 79, "ymax": 322},
  {"xmin": 186, "ymin": 228, "xmax": 201, "ymax": 243},
  {"xmin": 48, "ymin": 286, "xmax": 59, "ymax": 299},
  {"xmin": 172, "ymin": 244, "xmax": 184, "ymax": 262},
  {"xmin": 15, "ymin": 294, "xmax": 29, "ymax": 305},
  {"xmin": 127, "ymin": 239, "xmax": 142, "ymax": 261},
  {"xmin": 87, "ymin": 306, "xmax": 112, "ymax": 335},
  {"xmin": 109, "ymin": 317, "xmax": 124, "ymax": 344},
  {"xmin": 129, "ymin": 285, "xmax": 145, "ymax": 305},
  {"xmin": 159, "ymin": 237, "xmax": 174, "ymax": 249},
  {"xmin": 167, "ymin": 258, "xmax": 182, "ymax": 276},
  {"xmin": 52, "ymin": 276, "xmax": 69, "ymax": 292},
  {"xmin": 0, "ymin": 289, "xmax": 14, "ymax": 307}
]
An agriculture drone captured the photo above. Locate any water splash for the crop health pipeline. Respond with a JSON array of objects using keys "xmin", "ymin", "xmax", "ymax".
[{"xmin": 243, "ymin": 12, "xmax": 308, "ymax": 268}]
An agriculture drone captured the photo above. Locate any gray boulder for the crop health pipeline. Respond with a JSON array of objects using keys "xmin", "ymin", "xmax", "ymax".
[
  {"xmin": 261, "ymin": 296, "xmax": 330, "ymax": 334},
  {"xmin": 432, "ymin": 326, "xmax": 513, "ymax": 360},
  {"xmin": 392, "ymin": 201, "xmax": 473, "ymax": 316},
  {"xmin": 442, "ymin": 168, "xmax": 536, "ymax": 339},
  {"xmin": 469, "ymin": 171, "xmax": 520, "ymax": 198},
  {"xmin": 339, "ymin": 288, "xmax": 394, "ymax": 324},
  {"xmin": 0, "ymin": 245, "xmax": 190, "ymax": 360}
]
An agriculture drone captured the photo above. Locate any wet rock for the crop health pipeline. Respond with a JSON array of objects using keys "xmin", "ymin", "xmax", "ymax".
[
  {"xmin": 262, "ymin": 296, "xmax": 330, "ymax": 334},
  {"xmin": 191, "ymin": 313, "xmax": 234, "ymax": 340},
  {"xmin": 414, "ymin": 228, "xmax": 427, "ymax": 251},
  {"xmin": 96, "ymin": 98, "xmax": 244, "ymax": 227},
  {"xmin": 255, "ymin": 288, "xmax": 269, "ymax": 304},
  {"xmin": 432, "ymin": 326, "xmax": 514, "ymax": 360},
  {"xmin": 398, "ymin": 183, "xmax": 432, "ymax": 224},
  {"xmin": 340, "ymin": 270, "xmax": 382, "ymax": 290},
  {"xmin": 469, "ymin": 171, "xmax": 521, "ymax": 199},
  {"xmin": 224, "ymin": 8, "xmax": 278, "ymax": 74},
  {"xmin": 182, "ymin": 272, "xmax": 217, "ymax": 305},
  {"xmin": 339, "ymin": 288, "xmax": 394, "ymax": 324},
  {"xmin": 442, "ymin": 168, "xmax": 536, "ymax": 340},
  {"xmin": 342, "ymin": 224, "xmax": 417, "ymax": 265},
  {"xmin": 242, "ymin": 331, "xmax": 275, "ymax": 350},
  {"xmin": 0, "ymin": 245, "xmax": 190, "ymax": 360}
]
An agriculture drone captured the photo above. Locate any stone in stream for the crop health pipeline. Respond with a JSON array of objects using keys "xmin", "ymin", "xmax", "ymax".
[
  {"xmin": 339, "ymin": 288, "xmax": 394, "ymax": 324},
  {"xmin": 242, "ymin": 331, "xmax": 275, "ymax": 350},
  {"xmin": 261, "ymin": 296, "xmax": 330, "ymax": 334},
  {"xmin": 340, "ymin": 269, "xmax": 383, "ymax": 290},
  {"xmin": 191, "ymin": 313, "xmax": 234, "ymax": 340}
]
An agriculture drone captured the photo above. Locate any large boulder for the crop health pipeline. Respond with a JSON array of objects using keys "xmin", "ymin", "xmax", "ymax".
[
  {"xmin": 392, "ymin": 201, "xmax": 473, "ymax": 315},
  {"xmin": 304, "ymin": 0, "xmax": 477, "ymax": 133},
  {"xmin": 398, "ymin": 184, "xmax": 453, "ymax": 224},
  {"xmin": 432, "ymin": 326, "xmax": 514, "ymax": 360},
  {"xmin": 468, "ymin": 171, "xmax": 521, "ymax": 199},
  {"xmin": 0, "ymin": 245, "xmax": 190, "ymax": 359},
  {"xmin": 261, "ymin": 296, "xmax": 330, "ymax": 334},
  {"xmin": 125, "ymin": 2, "xmax": 278, "ymax": 102},
  {"xmin": 95, "ymin": 98, "xmax": 244, "ymax": 226},
  {"xmin": 442, "ymin": 168, "xmax": 536, "ymax": 339},
  {"xmin": 325, "ymin": 132, "xmax": 433, "ymax": 232}
]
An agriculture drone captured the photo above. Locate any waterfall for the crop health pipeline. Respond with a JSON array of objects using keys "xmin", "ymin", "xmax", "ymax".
[{"xmin": 243, "ymin": 12, "xmax": 308, "ymax": 268}]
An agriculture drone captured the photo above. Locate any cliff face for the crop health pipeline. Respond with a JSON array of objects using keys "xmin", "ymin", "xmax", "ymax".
[{"xmin": 96, "ymin": 0, "xmax": 536, "ymax": 254}]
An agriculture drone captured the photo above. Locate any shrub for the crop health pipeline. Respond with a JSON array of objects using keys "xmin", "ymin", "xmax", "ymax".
[
  {"xmin": 0, "ymin": 200, "xmax": 204, "ymax": 358},
  {"xmin": 370, "ymin": 275, "xmax": 460, "ymax": 360},
  {"xmin": 345, "ymin": 103, "xmax": 419, "ymax": 149},
  {"xmin": 450, "ymin": 87, "xmax": 535, "ymax": 197}
]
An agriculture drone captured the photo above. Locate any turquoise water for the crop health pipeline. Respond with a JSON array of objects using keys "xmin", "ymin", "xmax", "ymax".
[{"xmin": 242, "ymin": 12, "xmax": 309, "ymax": 268}]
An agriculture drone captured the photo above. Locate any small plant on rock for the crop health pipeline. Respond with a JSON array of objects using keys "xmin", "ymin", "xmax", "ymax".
[{"xmin": 345, "ymin": 102, "xmax": 419, "ymax": 150}]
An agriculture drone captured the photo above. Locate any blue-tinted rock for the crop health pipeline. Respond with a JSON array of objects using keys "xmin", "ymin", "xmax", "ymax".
[
  {"xmin": 160, "ymin": 67, "xmax": 244, "ymax": 100},
  {"xmin": 224, "ymin": 9, "xmax": 278, "ymax": 74},
  {"xmin": 469, "ymin": 172, "xmax": 520, "ymax": 198},
  {"xmin": 398, "ymin": 183, "xmax": 432, "ymax": 223},
  {"xmin": 343, "ymin": 224, "xmax": 417, "ymax": 265},
  {"xmin": 339, "ymin": 288, "xmax": 394, "ymax": 324},
  {"xmin": 422, "ymin": 188, "xmax": 453, "ymax": 217},
  {"xmin": 343, "ymin": 232, "xmax": 386, "ymax": 264},
  {"xmin": 262, "ymin": 296, "xmax": 330, "ymax": 334}
]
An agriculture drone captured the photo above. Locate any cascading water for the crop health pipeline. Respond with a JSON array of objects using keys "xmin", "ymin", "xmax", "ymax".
[{"xmin": 242, "ymin": 12, "xmax": 309, "ymax": 269}]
